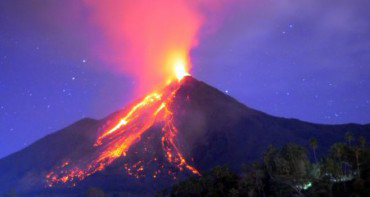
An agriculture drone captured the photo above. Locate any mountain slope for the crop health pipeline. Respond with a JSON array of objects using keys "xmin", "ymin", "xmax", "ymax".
[
  {"xmin": 0, "ymin": 118, "xmax": 99, "ymax": 194},
  {"xmin": 172, "ymin": 77, "xmax": 370, "ymax": 171},
  {"xmin": 0, "ymin": 77, "xmax": 369, "ymax": 195}
]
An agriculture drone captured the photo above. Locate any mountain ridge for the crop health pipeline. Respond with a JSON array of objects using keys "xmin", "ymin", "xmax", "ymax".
[{"xmin": 1, "ymin": 76, "xmax": 369, "ymax": 195}]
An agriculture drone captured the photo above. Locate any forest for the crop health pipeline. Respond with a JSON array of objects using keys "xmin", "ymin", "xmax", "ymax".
[{"xmin": 161, "ymin": 132, "xmax": 370, "ymax": 197}]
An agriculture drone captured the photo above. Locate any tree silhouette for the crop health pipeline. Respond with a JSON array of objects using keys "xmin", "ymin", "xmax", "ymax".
[
  {"xmin": 170, "ymin": 166, "xmax": 238, "ymax": 197},
  {"xmin": 168, "ymin": 140, "xmax": 370, "ymax": 197},
  {"xmin": 240, "ymin": 162, "xmax": 266, "ymax": 196},
  {"xmin": 321, "ymin": 157, "xmax": 341, "ymax": 197},
  {"xmin": 262, "ymin": 144, "xmax": 309, "ymax": 196},
  {"xmin": 84, "ymin": 187, "xmax": 105, "ymax": 197},
  {"xmin": 354, "ymin": 136, "xmax": 367, "ymax": 178},
  {"xmin": 329, "ymin": 143, "xmax": 346, "ymax": 177},
  {"xmin": 359, "ymin": 136, "xmax": 366, "ymax": 148},
  {"xmin": 309, "ymin": 138, "xmax": 318, "ymax": 163},
  {"xmin": 345, "ymin": 132, "xmax": 354, "ymax": 147}
]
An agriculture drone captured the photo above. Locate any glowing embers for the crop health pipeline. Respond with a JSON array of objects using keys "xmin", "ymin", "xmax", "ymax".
[
  {"xmin": 160, "ymin": 97, "xmax": 201, "ymax": 176},
  {"xmin": 45, "ymin": 81, "xmax": 199, "ymax": 187}
]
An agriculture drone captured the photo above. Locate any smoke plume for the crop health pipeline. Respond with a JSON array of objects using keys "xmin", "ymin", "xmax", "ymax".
[{"xmin": 84, "ymin": 0, "xmax": 206, "ymax": 95}]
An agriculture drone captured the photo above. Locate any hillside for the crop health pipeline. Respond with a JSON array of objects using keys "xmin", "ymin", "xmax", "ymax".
[{"xmin": 0, "ymin": 77, "xmax": 369, "ymax": 196}]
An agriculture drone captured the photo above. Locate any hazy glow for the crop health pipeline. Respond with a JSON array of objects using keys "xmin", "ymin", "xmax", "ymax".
[
  {"xmin": 84, "ymin": 0, "xmax": 203, "ymax": 94},
  {"xmin": 175, "ymin": 63, "xmax": 190, "ymax": 81}
]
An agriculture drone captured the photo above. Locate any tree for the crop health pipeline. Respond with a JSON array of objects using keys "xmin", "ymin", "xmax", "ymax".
[
  {"xmin": 240, "ymin": 162, "xmax": 266, "ymax": 197},
  {"xmin": 359, "ymin": 136, "xmax": 366, "ymax": 148},
  {"xmin": 167, "ymin": 139, "xmax": 370, "ymax": 197},
  {"xmin": 354, "ymin": 136, "xmax": 367, "ymax": 178},
  {"xmin": 329, "ymin": 143, "xmax": 346, "ymax": 177},
  {"xmin": 345, "ymin": 132, "xmax": 354, "ymax": 147},
  {"xmin": 281, "ymin": 143, "xmax": 309, "ymax": 178},
  {"xmin": 342, "ymin": 131, "xmax": 353, "ymax": 175},
  {"xmin": 321, "ymin": 157, "xmax": 342, "ymax": 197},
  {"xmin": 262, "ymin": 144, "xmax": 310, "ymax": 196},
  {"xmin": 263, "ymin": 145, "xmax": 280, "ymax": 175},
  {"xmin": 170, "ymin": 177, "xmax": 202, "ymax": 197},
  {"xmin": 354, "ymin": 146, "xmax": 361, "ymax": 178},
  {"xmin": 229, "ymin": 188, "xmax": 239, "ymax": 197},
  {"xmin": 84, "ymin": 187, "xmax": 105, "ymax": 197},
  {"xmin": 170, "ymin": 166, "xmax": 239, "ymax": 197},
  {"xmin": 309, "ymin": 138, "xmax": 318, "ymax": 163}
]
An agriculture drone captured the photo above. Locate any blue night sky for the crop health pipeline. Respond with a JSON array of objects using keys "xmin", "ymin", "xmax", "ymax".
[{"xmin": 1, "ymin": 0, "xmax": 369, "ymax": 158}]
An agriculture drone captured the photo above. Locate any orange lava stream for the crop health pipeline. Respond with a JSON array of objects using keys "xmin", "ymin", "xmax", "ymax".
[{"xmin": 45, "ymin": 77, "xmax": 200, "ymax": 187}]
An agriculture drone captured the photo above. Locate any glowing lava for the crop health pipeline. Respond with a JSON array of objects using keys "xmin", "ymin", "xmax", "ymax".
[
  {"xmin": 174, "ymin": 61, "xmax": 190, "ymax": 81},
  {"xmin": 45, "ymin": 62, "xmax": 200, "ymax": 187}
]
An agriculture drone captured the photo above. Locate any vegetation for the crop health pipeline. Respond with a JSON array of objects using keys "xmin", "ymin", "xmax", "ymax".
[
  {"xmin": 84, "ymin": 187, "xmax": 106, "ymax": 197},
  {"xmin": 164, "ymin": 133, "xmax": 370, "ymax": 197},
  {"xmin": 309, "ymin": 138, "xmax": 318, "ymax": 163},
  {"xmin": 4, "ymin": 134, "xmax": 369, "ymax": 197}
]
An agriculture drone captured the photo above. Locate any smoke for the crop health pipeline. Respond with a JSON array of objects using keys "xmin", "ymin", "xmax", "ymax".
[{"xmin": 83, "ymin": 0, "xmax": 231, "ymax": 95}]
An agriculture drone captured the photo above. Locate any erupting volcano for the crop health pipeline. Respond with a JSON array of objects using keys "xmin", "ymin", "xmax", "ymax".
[
  {"xmin": 2, "ymin": 74, "xmax": 370, "ymax": 195},
  {"xmin": 46, "ymin": 64, "xmax": 200, "ymax": 187},
  {"xmin": 43, "ymin": 0, "xmax": 210, "ymax": 187},
  {"xmin": 3, "ymin": 1, "xmax": 370, "ymax": 196}
]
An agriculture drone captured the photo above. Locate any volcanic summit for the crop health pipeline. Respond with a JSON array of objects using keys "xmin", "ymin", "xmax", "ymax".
[{"xmin": 0, "ymin": 77, "xmax": 369, "ymax": 196}]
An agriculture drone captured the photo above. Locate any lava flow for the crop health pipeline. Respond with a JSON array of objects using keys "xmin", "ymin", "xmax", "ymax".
[{"xmin": 45, "ymin": 64, "xmax": 199, "ymax": 187}]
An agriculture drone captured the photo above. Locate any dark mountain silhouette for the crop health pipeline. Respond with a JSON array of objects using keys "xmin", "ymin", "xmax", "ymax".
[{"xmin": 1, "ymin": 76, "xmax": 369, "ymax": 196}]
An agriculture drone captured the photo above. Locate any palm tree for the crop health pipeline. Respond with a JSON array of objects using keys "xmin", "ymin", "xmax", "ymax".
[
  {"xmin": 330, "ymin": 143, "xmax": 345, "ymax": 177},
  {"xmin": 359, "ymin": 136, "xmax": 366, "ymax": 148},
  {"xmin": 322, "ymin": 157, "xmax": 341, "ymax": 197},
  {"xmin": 281, "ymin": 144, "xmax": 308, "ymax": 196},
  {"xmin": 309, "ymin": 138, "xmax": 318, "ymax": 163},
  {"xmin": 345, "ymin": 132, "xmax": 354, "ymax": 147},
  {"xmin": 355, "ymin": 136, "xmax": 366, "ymax": 178}
]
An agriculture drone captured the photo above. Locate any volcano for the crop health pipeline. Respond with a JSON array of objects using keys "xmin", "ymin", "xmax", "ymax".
[{"xmin": 1, "ymin": 76, "xmax": 369, "ymax": 196}]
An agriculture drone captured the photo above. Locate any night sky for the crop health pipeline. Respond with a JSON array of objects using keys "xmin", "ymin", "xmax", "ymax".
[{"xmin": 1, "ymin": 0, "xmax": 369, "ymax": 158}]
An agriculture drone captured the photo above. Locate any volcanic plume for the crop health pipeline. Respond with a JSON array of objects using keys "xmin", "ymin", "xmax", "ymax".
[{"xmin": 84, "ymin": 0, "xmax": 203, "ymax": 94}]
